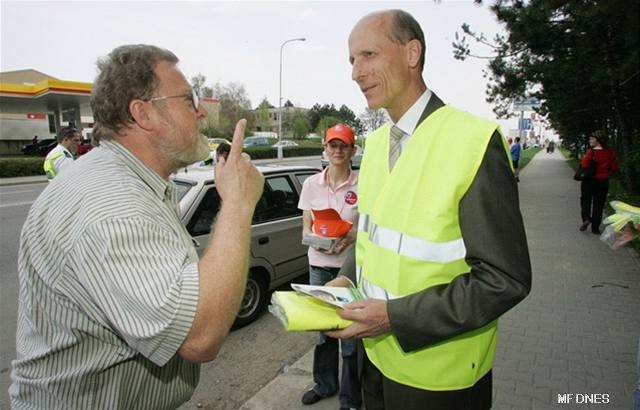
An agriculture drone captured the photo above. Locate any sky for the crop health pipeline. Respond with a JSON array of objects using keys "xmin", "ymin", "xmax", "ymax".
[{"xmin": 1, "ymin": 0, "xmax": 521, "ymax": 132}]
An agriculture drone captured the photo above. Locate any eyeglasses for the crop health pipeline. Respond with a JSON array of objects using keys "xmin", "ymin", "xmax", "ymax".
[{"xmin": 148, "ymin": 89, "xmax": 200, "ymax": 111}]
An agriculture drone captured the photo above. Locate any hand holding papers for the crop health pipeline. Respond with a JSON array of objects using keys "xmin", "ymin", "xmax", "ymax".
[{"xmin": 268, "ymin": 283, "xmax": 364, "ymax": 331}]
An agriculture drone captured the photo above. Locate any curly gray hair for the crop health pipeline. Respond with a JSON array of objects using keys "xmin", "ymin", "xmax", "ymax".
[{"xmin": 90, "ymin": 44, "xmax": 178, "ymax": 139}]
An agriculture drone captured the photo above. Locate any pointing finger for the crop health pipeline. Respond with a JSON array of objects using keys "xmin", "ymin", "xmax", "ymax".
[{"xmin": 228, "ymin": 119, "xmax": 247, "ymax": 159}]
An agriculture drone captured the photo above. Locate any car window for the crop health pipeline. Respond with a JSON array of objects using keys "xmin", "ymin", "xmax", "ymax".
[
  {"xmin": 186, "ymin": 174, "xmax": 303, "ymax": 235},
  {"xmin": 173, "ymin": 180, "xmax": 194, "ymax": 202},
  {"xmin": 295, "ymin": 173, "xmax": 315, "ymax": 186},
  {"xmin": 186, "ymin": 187, "xmax": 221, "ymax": 236},
  {"xmin": 253, "ymin": 175, "xmax": 301, "ymax": 224}
]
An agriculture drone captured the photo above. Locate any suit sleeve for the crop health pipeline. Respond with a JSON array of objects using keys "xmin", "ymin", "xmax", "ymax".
[{"xmin": 387, "ymin": 131, "xmax": 531, "ymax": 352}]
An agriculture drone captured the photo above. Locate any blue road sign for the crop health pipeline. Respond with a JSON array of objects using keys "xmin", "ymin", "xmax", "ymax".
[{"xmin": 519, "ymin": 118, "xmax": 532, "ymax": 130}]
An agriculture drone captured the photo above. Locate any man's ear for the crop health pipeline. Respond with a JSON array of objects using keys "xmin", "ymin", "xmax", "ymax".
[
  {"xmin": 406, "ymin": 39, "xmax": 422, "ymax": 69},
  {"xmin": 129, "ymin": 99, "xmax": 154, "ymax": 131}
]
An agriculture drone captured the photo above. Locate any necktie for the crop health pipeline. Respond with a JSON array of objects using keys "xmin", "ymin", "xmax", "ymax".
[{"xmin": 388, "ymin": 125, "xmax": 405, "ymax": 171}]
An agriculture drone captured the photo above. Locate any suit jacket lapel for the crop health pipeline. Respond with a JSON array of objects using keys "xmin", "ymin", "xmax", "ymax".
[{"xmin": 416, "ymin": 91, "xmax": 445, "ymax": 127}]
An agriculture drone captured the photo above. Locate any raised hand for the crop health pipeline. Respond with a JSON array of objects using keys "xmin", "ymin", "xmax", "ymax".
[{"xmin": 214, "ymin": 119, "xmax": 264, "ymax": 209}]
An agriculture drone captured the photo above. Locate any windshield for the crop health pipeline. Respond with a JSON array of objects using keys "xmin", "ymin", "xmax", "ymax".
[{"xmin": 173, "ymin": 180, "xmax": 194, "ymax": 202}]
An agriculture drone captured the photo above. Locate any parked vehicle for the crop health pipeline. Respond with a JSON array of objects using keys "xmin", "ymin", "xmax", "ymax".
[
  {"xmin": 172, "ymin": 165, "xmax": 320, "ymax": 327},
  {"xmin": 272, "ymin": 140, "xmax": 298, "ymax": 148},
  {"xmin": 21, "ymin": 138, "xmax": 57, "ymax": 156},
  {"xmin": 321, "ymin": 144, "xmax": 363, "ymax": 170},
  {"xmin": 243, "ymin": 136, "xmax": 272, "ymax": 148}
]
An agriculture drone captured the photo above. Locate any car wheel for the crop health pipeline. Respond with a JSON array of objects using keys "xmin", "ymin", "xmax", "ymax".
[{"xmin": 233, "ymin": 270, "xmax": 268, "ymax": 328}]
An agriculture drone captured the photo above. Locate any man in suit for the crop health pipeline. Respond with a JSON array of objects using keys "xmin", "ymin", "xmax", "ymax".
[{"xmin": 327, "ymin": 10, "xmax": 531, "ymax": 409}]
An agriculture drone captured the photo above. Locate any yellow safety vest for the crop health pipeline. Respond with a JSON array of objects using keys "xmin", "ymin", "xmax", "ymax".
[
  {"xmin": 356, "ymin": 105, "xmax": 510, "ymax": 391},
  {"xmin": 43, "ymin": 151, "xmax": 66, "ymax": 181}
]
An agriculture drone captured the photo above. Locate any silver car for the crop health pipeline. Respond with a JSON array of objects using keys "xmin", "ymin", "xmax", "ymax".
[{"xmin": 172, "ymin": 165, "xmax": 320, "ymax": 327}]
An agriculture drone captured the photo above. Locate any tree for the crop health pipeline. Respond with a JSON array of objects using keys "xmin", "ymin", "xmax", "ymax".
[
  {"xmin": 190, "ymin": 73, "xmax": 213, "ymax": 98},
  {"xmin": 453, "ymin": 0, "xmax": 639, "ymax": 194},
  {"xmin": 315, "ymin": 115, "xmax": 342, "ymax": 137},
  {"xmin": 358, "ymin": 108, "xmax": 389, "ymax": 134},
  {"xmin": 256, "ymin": 98, "xmax": 274, "ymax": 132},
  {"xmin": 291, "ymin": 111, "xmax": 311, "ymax": 140},
  {"xmin": 338, "ymin": 105, "xmax": 363, "ymax": 134},
  {"xmin": 308, "ymin": 103, "xmax": 362, "ymax": 133},
  {"xmin": 212, "ymin": 82, "xmax": 254, "ymax": 138}
]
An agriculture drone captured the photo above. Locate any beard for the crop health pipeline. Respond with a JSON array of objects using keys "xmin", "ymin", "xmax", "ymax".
[{"xmin": 157, "ymin": 117, "xmax": 210, "ymax": 171}]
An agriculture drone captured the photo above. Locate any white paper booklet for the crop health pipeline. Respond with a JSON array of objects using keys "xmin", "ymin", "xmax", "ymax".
[
  {"xmin": 290, "ymin": 283, "xmax": 364, "ymax": 309},
  {"xmin": 301, "ymin": 233, "xmax": 340, "ymax": 250}
]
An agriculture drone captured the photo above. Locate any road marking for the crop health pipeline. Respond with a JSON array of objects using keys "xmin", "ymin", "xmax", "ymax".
[{"xmin": 0, "ymin": 201, "xmax": 33, "ymax": 209}]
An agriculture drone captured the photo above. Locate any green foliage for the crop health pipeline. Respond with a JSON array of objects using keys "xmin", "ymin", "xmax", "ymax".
[
  {"xmin": 315, "ymin": 116, "xmax": 342, "ymax": 137},
  {"xmin": 291, "ymin": 112, "xmax": 311, "ymax": 140},
  {"xmin": 244, "ymin": 146, "xmax": 322, "ymax": 160},
  {"xmin": 308, "ymin": 103, "xmax": 363, "ymax": 134},
  {"xmin": 453, "ymin": 0, "xmax": 639, "ymax": 195},
  {"xmin": 0, "ymin": 157, "xmax": 45, "ymax": 177}
]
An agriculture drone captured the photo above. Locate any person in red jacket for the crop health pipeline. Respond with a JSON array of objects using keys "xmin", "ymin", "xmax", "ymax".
[{"xmin": 579, "ymin": 131, "xmax": 619, "ymax": 234}]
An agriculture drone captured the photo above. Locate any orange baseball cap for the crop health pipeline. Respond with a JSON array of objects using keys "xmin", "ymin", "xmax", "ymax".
[
  {"xmin": 312, "ymin": 208, "xmax": 353, "ymax": 238},
  {"xmin": 325, "ymin": 123, "xmax": 355, "ymax": 145}
]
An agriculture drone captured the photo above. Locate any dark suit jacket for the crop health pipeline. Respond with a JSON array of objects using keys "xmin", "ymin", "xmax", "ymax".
[{"xmin": 340, "ymin": 91, "xmax": 531, "ymax": 357}]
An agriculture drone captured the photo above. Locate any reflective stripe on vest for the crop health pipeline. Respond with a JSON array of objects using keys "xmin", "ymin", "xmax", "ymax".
[{"xmin": 370, "ymin": 220, "xmax": 466, "ymax": 263}]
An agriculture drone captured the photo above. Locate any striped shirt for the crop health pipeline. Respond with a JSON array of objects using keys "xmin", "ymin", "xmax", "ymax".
[{"xmin": 10, "ymin": 140, "xmax": 201, "ymax": 409}]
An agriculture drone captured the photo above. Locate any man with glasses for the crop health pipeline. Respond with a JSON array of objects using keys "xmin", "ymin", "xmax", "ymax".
[
  {"xmin": 43, "ymin": 126, "xmax": 82, "ymax": 180},
  {"xmin": 11, "ymin": 44, "xmax": 264, "ymax": 409}
]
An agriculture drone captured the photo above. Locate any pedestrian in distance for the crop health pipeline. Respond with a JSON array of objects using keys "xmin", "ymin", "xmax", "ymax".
[
  {"xmin": 510, "ymin": 136, "xmax": 522, "ymax": 182},
  {"xmin": 216, "ymin": 141, "xmax": 231, "ymax": 162},
  {"xmin": 297, "ymin": 123, "xmax": 362, "ymax": 410},
  {"xmin": 10, "ymin": 44, "xmax": 264, "ymax": 409},
  {"xmin": 43, "ymin": 126, "xmax": 82, "ymax": 181},
  {"xmin": 578, "ymin": 130, "xmax": 619, "ymax": 234},
  {"xmin": 326, "ymin": 10, "xmax": 531, "ymax": 409}
]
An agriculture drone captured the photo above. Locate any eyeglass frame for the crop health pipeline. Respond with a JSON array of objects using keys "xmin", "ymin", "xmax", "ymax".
[{"xmin": 147, "ymin": 88, "xmax": 201, "ymax": 112}]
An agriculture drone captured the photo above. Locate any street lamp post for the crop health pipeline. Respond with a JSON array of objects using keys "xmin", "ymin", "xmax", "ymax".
[{"xmin": 278, "ymin": 37, "xmax": 305, "ymax": 159}]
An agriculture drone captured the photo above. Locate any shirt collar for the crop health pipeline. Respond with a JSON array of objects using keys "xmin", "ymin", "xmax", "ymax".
[
  {"xmin": 391, "ymin": 89, "xmax": 432, "ymax": 136},
  {"xmin": 319, "ymin": 167, "xmax": 358, "ymax": 188},
  {"xmin": 57, "ymin": 144, "xmax": 73, "ymax": 158},
  {"xmin": 101, "ymin": 139, "xmax": 174, "ymax": 201}
]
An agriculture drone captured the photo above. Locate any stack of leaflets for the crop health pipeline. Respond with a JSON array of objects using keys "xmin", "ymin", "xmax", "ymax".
[
  {"xmin": 290, "ymin": 284, "xmax": 364, "ymax": 308},
  {"xmin": 301, "ymin": 233, "xmax": 339, "ymax": 251},
  {"xmin": 269, "ymin": 284, "xmax": 364, "ymax": 331}
]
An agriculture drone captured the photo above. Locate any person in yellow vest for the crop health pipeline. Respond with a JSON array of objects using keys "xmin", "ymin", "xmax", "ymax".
[
  {"xmin": 326, "ymin": 10, "xmax": 531, "ymax": 409},
  {"xmin": 43, "ymin": 126, "xmax": 82, "ymax": 181}
]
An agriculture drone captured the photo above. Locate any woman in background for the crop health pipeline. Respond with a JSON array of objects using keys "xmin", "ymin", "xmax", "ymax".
[
  {"xmin": 297, "ymin": 123, "xmax": 361, "ymax": 410},
  {"xmin": 579, "ymin": 131, "xmax": 619, "ymax": 234}
]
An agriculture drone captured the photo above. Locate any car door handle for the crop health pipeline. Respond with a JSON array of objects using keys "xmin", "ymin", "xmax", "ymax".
[{"xmin": 258, "ymin": 236, "xmax": 269, "ymax": 245}]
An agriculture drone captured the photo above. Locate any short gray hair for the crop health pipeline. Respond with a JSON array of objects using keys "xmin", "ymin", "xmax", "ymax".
[
  {"xmin": 388, "ymin": 10, "xmax": 426, "ymax": 72},
  {"xmin": 90, "ymin": 44, "xmax": 178, "ymax": 139}
]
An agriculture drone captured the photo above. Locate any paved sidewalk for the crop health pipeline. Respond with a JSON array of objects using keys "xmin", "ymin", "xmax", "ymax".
[{"xmin": 241, "ymin": 150, "xmax": 640, "ymax": 410}]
